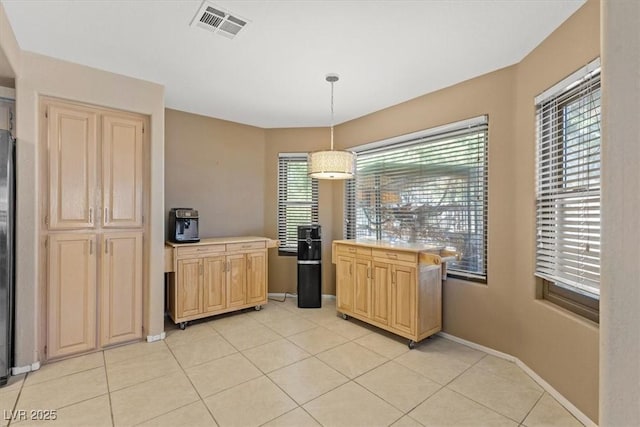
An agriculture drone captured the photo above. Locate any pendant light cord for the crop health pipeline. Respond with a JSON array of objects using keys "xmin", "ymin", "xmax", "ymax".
[{"xmin": 330, "ymin": 79, "xmax": 335, "ymax": 151}]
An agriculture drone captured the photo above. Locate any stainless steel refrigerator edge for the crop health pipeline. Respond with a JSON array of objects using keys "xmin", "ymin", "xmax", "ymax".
[{"xmin": 0, "ymin": 130, "xmax": 15, "ymax": 386}]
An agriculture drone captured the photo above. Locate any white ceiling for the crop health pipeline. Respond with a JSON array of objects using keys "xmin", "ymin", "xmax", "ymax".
[{"xmin": 1, "ymin": 0, "xmax": 585, "ymax": 128}]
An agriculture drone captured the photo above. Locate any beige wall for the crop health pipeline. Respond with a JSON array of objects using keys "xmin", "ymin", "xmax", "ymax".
[
  {"xmin": 264, "ymin": 128, "xmax": 336, "ymax": 295},
  {"xmin": 2, "ymin": 0, "xmax": 606, "ymax": 421},
  {"xmin": 600, "ymin": 0, "xmax": 640, "ymax": 423},
  {"xmin": 262, "ymin": 4, "xmax": 599, "ymax": 418},
  {"xmin": 165, "ymin": 109, "xmax": 265, "ymax": 238},
  {"xmin": 12, "ymin": 51, "xmax": 165, "ymax": 367},
  {"xmin": 511, "ymin": 0, "xmax": 600, "ymax": 421},
  {"xmin": 0, "ymin": 4, "xmax": 19, "ymax": 79}
]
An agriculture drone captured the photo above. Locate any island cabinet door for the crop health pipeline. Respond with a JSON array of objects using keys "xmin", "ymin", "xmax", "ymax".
[
  {"xmin": 246, "ymin": 250, "xmax": 267, "ymax": 305},
  {"xmin": 336, "ymin": 255, "xmax": 354, "ymax": 312},
  {"xmin": 227, "ymin": 254, "xmax": 247, "ymax": 308},
  {"xmin": 353, "ymin": 258, "xmax": 372, "ymax": 317},
  {"xmin": 203, "ymin": 255, "xmax": 226, "ymax": 313},
  {"xmin": 176, "ymin": 258, "xmax": 203, "ymax": 318},
  {"xmin": 371, "ymin": 261, "xmax": 392, "ymax": 325},
  {"xmin": 390, "ymin": 264, "xmax": 417, "ymax": 335}
]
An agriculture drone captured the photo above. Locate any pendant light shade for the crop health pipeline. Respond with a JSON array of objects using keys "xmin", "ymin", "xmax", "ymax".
[
  {"xmin": 308, "ymin": 149, "xmax": 355, "ymax": 179},
  {"xmin": 308, "ymin": 74, "xmax": 356, "ymax": 180}
]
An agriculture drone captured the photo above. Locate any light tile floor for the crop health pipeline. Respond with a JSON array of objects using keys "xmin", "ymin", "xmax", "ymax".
[{"xmin": 0, "ymin": 297, "xmax": 584, "ymax": 427}]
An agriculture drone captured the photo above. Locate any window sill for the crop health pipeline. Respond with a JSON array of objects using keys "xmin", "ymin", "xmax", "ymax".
[{"xmin": 533, "ymin": 298, "xmax": 600, "ymax": 330}]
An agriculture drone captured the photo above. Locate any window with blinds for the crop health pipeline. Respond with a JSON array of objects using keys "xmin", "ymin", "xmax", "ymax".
[
  {"xmin": 345, "ymin": 116, "xmax": 488, "ymax": 281},
  {"xmin": 535, "ymin": 59, "xmax": 601, "ymax": 320},
  {"xmin": 278, "ymin": 153, "xmax": 319, "ymax": 253}
]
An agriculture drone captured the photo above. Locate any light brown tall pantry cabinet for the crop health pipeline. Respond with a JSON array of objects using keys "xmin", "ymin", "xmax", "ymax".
[{"xmin": 43, "ymin": 99, "xmax": 146, "ymax": 360}]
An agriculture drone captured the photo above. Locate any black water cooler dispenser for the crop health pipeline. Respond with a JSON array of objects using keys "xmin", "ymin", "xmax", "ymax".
[{"xmin": 297, "ymin": 225, "xmax": 322, "ymax": 308}]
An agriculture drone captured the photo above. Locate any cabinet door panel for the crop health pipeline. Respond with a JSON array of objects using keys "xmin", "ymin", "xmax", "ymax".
[
  {"xmin": 353, "ymin": 258, "xmax": 371, "ymax": 317},
  {"xmin": 48, "ymin": 233, "xmax": 97, "ymax": 358},
  {"xmin": 203, "ymin": 255, "xmax": 226, "ymax": 312},
  {"xmin": 336, "ymin": 255, "xmax": 354, "ymax": 312},
  {"xmin": 371, "ymin": 261, "xmax": 391, "ymax": 325},
  {"xmin": 177, "ymin": 258, "xmax": 203, "ymax": 318},
  {"xmin": 246, "ymin": 251, "xmax": 267, "ymax": 304},
  {"xmin": 102, "ymin": 114, "xmax": 144, "ymax": 228},
  {"xmin": 101, "ymin": 232, "xmax": 142, "ymax": 346},
  {"xmin": 227, "ymin": 254, "xmax": 246, "ymax": 308},
  {"xmin": 48, "ymin": 104, "xmax": 97, "ymax": 229},
  {"xmin": 391, "ymin": 265, "xmax": 416, "ymax": 335}
]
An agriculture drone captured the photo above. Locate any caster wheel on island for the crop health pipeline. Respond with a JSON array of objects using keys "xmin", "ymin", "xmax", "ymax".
[
  {"xmin": 255, "ymin": 305, "xmax": 262, "ymax": 311},
  {"xmin": 341, "ymin": 313, "xmax": 349, "ymax": 320},
  {"xmin": 408, "ymin": 340, "xmax": 416, "ymax": 350},
  {"xmin": 178, "ymin": 322, "xmax": 187, "ymax": 330}
]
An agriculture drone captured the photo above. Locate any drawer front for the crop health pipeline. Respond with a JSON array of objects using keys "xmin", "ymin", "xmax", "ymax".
[
  {"xmin": 357, "ymin": 247, "xmax": 372, "ymax": 256},
  {"xmin": 176, "ymin": 244, "xmax": 225, "ymax": 258},
  {"xmin": 336, "ymin": 244, "xmax": 357, "ymax": 255},
  {"xmin": 336, "ymin": 244, "xmax": 371, "ymax": 257},
  {"xmin": 372, "ymin": 249, "xmax": 416, "ymax": 264},
  {"xmin": 226, "ymin": 241, "xmax": 266, "ymax": 252}
]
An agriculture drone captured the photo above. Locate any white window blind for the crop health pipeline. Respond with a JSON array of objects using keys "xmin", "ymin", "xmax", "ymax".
[
  {"xmin": 535, "ymin": 61, "xmax": 601, "ymax": 298},
  {"xmin": 345, "ymin": 116, "xmax": 488, "ymax": 281},
  {"xmin": 278, "ymin": 153, "xmax": 319, "ymax": 252}
]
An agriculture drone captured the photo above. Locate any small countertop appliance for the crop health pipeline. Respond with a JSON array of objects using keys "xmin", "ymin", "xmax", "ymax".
[{"xmin": 168, "ymin": 208, "xmax": 200, "ymax": 243}]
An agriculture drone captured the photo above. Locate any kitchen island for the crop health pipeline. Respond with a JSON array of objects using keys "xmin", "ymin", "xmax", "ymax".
[
  {"xmin": 165, "ymin": 236, "xmax": 278, "ymax": 329},
  {"xmin": 332, "ymin": 239, "xmax": 456, "ymax": 348}
]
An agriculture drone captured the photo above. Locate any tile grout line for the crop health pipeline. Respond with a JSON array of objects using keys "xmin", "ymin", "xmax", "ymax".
[
  {"xmin": 519, "ymin": 391, "xmax": 546, "ymax": 425},
  {"xmin": 5, "ymin": 371, "xmax": 27, "ymax": 427},
  {"xmin": 174, "ymin": 309, "xmax": 309, "ymax": 426},
  {"xmin": 162, "ymin": 336, "xmax": 221, "ymax": 427},
  {"xmin": 250, "ymin": 304, "xmax": 353, "ymax": 424},
  {"xmin": 15, "ymin": 353, "xmax": 104, "ymax": 389},
  {"xmin": 257, "ymin": 298, "xmax": 362, "ymax": 427},
  {"xmin": 436, "ymin": 352, "xmax": 529, "ymax": 423},
  {"xmin": 11, "ymin": 366, "xmax": 111, "ymax": 420},
  {"xmin": 102, "ymin": 350, "xmax": 116, "ymax": 427},
  {"xmin": 217, "ymin": 329, "xmax": 313, "ymax": 425},
  {"xmin": 350, "ymin": 357, "xmax": 444, "ymax": 416},
  {"xmin": 447, "ymin": 352, "xmax": 546, "ymax": 424}
]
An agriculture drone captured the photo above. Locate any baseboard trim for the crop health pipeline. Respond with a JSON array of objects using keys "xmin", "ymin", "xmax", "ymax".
[
  {"xmin": 146, "ymin": 332, "xmax": 166, "ymax": 343},
  {"xmin": 437, "ymin": 332, "xmax": 596, "ymax": 427},
  {"xmin": 12, "ymin": 361, "xmax": 40, "ymax": 376}
]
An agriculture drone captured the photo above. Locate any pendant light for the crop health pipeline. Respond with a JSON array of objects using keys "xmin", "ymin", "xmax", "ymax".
[{"xmin": 308, "ymin": 74, "xmax": 356, "ymax": 180}]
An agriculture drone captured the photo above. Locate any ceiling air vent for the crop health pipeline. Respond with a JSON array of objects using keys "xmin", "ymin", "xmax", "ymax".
[{"xmin": 191, "ymin": 2, "xmax": 249, "ymax": 39}]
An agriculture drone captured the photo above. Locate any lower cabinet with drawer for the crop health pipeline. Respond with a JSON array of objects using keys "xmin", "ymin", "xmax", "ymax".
[
  {"xmin": 333, "ymin": 240, "xmax": 444, "ymax": 348},
  {"xmin": 166, "ymin": 237, "xmax": 270, "ymax": 328}
]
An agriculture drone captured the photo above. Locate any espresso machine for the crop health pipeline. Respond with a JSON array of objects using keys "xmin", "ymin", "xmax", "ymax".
[{"xmin": 168, "ymin": 208, "xmax": 200, "ymax": 243}]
